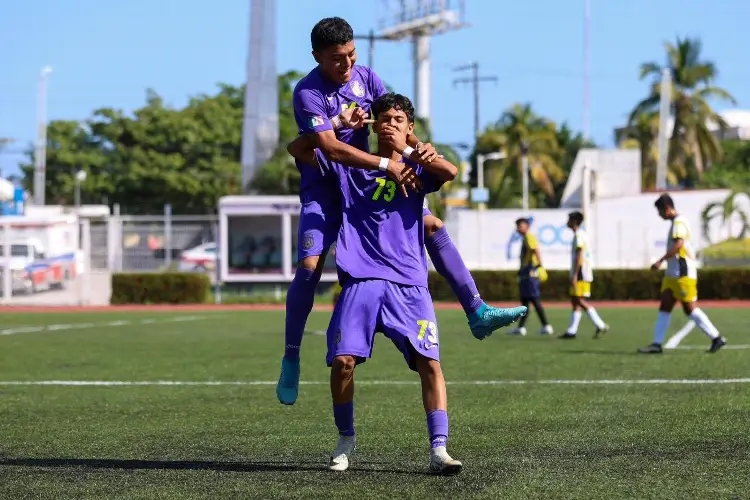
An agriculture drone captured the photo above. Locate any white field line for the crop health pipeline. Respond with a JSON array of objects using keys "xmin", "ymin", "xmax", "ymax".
[
  {"xmin": 1, "ymin": 378, "xmax": 750, "ymax": 387},
  {"xmin": 674, "ymin": 344, "xmax": 750, "ymax": 350},
  {"xmin": 0, "ymin": 315, "xmax": 211, "ymax": 336}
]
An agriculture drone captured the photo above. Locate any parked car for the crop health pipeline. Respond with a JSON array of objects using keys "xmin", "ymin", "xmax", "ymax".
[{"xmin": 178, "ymin": 242, "xmax": 217, "ymax": 272}]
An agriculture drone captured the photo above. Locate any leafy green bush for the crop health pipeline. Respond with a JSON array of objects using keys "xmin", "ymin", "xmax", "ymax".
[
  {"xmin": 428, "ymin": 269, "xmax": 750, "ymax": 301},
  {"xmin": 111, "ymin": 273, "xmax": 211, "ymax": 304}
]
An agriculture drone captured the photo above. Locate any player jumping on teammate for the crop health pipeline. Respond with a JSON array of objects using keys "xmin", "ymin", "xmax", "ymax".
[
  {"xmin": 277, "ymin": 17, "xmax": 526, "ymax": 406},
  {"xmin": 288, "ymin": 93, "xmax": 492, "ymax": 474},
  {"xmin": 638, "ymin": 194, "xmax": 727, "ymax": 354}
]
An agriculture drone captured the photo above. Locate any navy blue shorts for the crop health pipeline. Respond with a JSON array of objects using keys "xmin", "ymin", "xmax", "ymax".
[{"xmin": 519, "ymin": 276, "xmax": 541, "ymax": 300}]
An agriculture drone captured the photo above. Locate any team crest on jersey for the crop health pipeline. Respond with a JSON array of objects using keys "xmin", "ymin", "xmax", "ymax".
[
  {"xmin": 302, "ymin": 233, "xmax": 315, "ymax": 250},
  {"xmin": 351, "ymin": 80, "xmax": 365, "ymax": 97}
]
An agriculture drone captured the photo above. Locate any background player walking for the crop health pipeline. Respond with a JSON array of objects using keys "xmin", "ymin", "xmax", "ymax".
[
  {"xmin": 560, "ymin": 211, "xmax": 609, "ymax": 339},
  {"xmin": 638, "ymin": 194, "xmax": 727, "ymax": 354},
  {"xmin": 507, "ymin": 218, "xmax": 553, "ymax": 336}
]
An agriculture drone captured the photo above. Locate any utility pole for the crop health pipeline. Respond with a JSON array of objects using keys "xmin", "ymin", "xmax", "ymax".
[
  {"xmin": 454, "ymin": 62, "xmax": 498, "ymax": 210},
  {"xmin": 34, "ymin": 66, "xmax": 52, "ymax": 206},
  {"xmin": 453, "ymin": 62, "xmax": 498, "ymax": 142},
  {"xmin": 354, "ymin": 30, "xmax": 390, "ymax": 70}
]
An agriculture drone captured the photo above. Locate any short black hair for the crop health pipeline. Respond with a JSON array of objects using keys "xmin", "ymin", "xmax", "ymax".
[
  {"xmin": 311, "ymin": 17, "xmax": 354, "ymax": 52},
  {"xmin": 515, "ymin": 218, "xmax": 530, "ymax": 226},
  {"xmin": 371, "ymin": 93, "xmax": 415, "ymax": 123},
  {"xmin": 568, "ymin": 211, "xmax": 584, "ymax": 225},
  {"xmin": 654, "ymin": 193, "xmax": 674, "ymax": 210}
]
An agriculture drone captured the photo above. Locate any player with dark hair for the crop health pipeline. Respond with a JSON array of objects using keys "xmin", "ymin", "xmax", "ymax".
[
  {"xmin": 638, "ymin": 194, "xmax": 727, "ymax": 353},
  {"xmin": 507, "ymin": 217, "xmax": 553, "ymax": 336},
  {"xmin": 288, "ymin": 92, "xmax": 492, "ymax": 474},
  {"xmin": 277, "ymin": 17, "xmax": 525, "ymax": 405},
  {"xmin": 560, "ymin": 211, "xmax": 608, "ymax": 339}
]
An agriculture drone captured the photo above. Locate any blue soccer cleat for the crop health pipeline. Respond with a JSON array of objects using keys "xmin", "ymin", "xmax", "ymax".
[
  {"xmin": 468, "ymin": 304, "xmax": 528, "ymax": 340},
  {"xmin": 276, "ymin": 357, "xmax": 301, "ymax": 405}
]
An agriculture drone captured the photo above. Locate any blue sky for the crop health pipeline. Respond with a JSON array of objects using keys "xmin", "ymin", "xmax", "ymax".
[{"xmin": 1, "ymin": 0, "xmax": 748, "ymax": 176}]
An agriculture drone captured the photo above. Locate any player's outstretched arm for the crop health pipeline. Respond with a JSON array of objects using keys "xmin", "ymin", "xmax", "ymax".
[{"xmin": 379, "ymin": 127, "xmax": 457, "ymax": 181}]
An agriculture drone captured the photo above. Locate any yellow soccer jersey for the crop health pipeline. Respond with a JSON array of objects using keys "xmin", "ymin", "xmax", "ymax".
[
  {"xmin": 571, "ymin": 228, "xmax": 594, "ymax": 282},
  {"xmin": 665, "ymin": 215, "xmax": 697, "ymax": 279},
  {"xmin": 520, "ymin": 233, "xmax": 540, "ymax": 269}
]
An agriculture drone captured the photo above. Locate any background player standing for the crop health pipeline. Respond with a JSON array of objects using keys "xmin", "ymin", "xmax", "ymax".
[
  {"xmin": 278, "ymin": 17, "xmax": 525, "ymax": 406},
  {"xmin": 507, "ymin": 218, "xmax": 553, "ymax": 336},
  {"xmin": 560, "ymin": 211, "xmax": 609, "ymax": 339},
  {"xmin": 638, "ymin": 194, "xmax": 727, "ymax": 354}
]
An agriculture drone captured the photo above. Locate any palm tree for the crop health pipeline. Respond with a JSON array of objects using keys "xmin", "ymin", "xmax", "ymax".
[
  {"xmin": 629, "ymin": 37, "xmax": 736, "ymax": 183},
  {"xmin": 701, "ymin": 190, "xmax": 750, "ymax": 243},
  {"xmin": 475, "ymin": 103, "xmax": 563, "ymax": 208}
]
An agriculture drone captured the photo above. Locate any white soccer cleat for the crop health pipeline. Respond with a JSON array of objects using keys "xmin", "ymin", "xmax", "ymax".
[
  {"xmin": 429, "ymin": 447, "xmax": 462, "ymax": 475},
  {"xmin": 538, "ymin": 324, "xmax": 554, "ymax": 335},
  {"xmin": 507, "ymin": 326, "xmax": 527, "ymax": 336},
  {"xmin": 328, "ymin": 435, "xmax": 356, "ymax": 471}
]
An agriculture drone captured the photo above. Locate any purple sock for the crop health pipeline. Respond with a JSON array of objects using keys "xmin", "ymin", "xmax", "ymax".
[
  {"xmin": 426, "ymin": 409, "xmax": 449, "ymax": 449},
  {"xmin": 283, "ymin": 267, "xmax": 319, "ymax": 360},
  {"xmin": 333, "ymin": 401, "xmax": 355, "ymax": 437},
  {"xmin": 425, "ymin": 227, "xmax": 483, "ymax": 315}
]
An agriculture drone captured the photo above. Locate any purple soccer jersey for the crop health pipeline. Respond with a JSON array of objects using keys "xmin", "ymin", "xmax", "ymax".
[
  {"xmin": 315, "ymin": 150, "xmax": 445, "ymax": 287},
  {"xmin": 291, "ymin": 65, "xmax": 388, "ymax": 260}
]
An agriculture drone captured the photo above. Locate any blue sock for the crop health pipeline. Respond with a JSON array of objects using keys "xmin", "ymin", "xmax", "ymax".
[
  {"xmin": 426, "ymin": 409, "xmax": 449, "ymax": 449},
  {"xmin": 333, "ymin": 401, "xmax": 355, "ymax": 437},
  {"xmin": 425, "ymin": 227, "xmax": 483, "ymax": 315},
  {"xmin": 283, "ymin": 267, "xmax": 319, "ymax": 360}
]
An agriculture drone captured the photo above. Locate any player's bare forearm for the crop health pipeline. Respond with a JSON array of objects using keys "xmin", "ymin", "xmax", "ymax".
[
  {"xmin": 287, "ymin": 135, "xmax": 317, "ymax": 165},
  {"xmin": 406, "ymin": 134, "xmax": 422, "ymax": 148},
  {"xmin": 408, "ymin": 156, "xmax": 458, "ymax": 181},
  {"xmin": 532, "ymin": 248, "xmax": 542, "ymax": 266},
  {"xmin": 659, "ymin": 239, "xmax": 684, "ymax": 262},
  {"xmin": 313, "ymin": 130, "xmax": 382, "ymax": 170}
]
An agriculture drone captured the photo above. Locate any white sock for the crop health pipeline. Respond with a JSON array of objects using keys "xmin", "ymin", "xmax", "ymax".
[
  {"xmin": 586, "ymin": 307, "xmax": 606, "ymax": 329},
  {"xmin": 653, "ymin": 311, "xmax": 671, "ymax": 345},
  {"xmin": 567, "ymin": 310, "xmax": 582, "ymax": 334},
  {"xmin": 689, "ymin": 308, "xmax": 720, "ymax": 339}
]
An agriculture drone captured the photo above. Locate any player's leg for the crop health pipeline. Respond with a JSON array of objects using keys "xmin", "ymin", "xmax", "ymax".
[
  {"xmin": 379, "ymin": 282, "xmax": 461, "ymax": 475},
  {"xmin": 561, "ymin": 294, "xmax": 582, "ymax": 339},
  {"xmin": 638, "ymin": 280, "xmax": 677, "ymax": 353},
  {"xmin": 325, "ymin": 278, "xmax": 382, "ymax": 471},
  {"xmin": 508, "ymin": 295, "xmax": 530, "ymax": 336},
  {"xmin": 422, "ymin": 210, "xmax": 526, "ymax": 338},
  {"xmin": 277, "ymin": 206, "xmax": 339, "ymax": 405},
  {"xmin": 576, "ymin": 285, "xmax": 609, "ymax": 338},
  {"xmin": 678, "ymin": 279, "xmax": 726, "ymax": 353}
]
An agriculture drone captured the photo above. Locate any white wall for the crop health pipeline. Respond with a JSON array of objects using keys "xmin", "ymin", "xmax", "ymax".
[{"xmin": 446, "ymin": 189, "xmax": 736, "ymax": 270}]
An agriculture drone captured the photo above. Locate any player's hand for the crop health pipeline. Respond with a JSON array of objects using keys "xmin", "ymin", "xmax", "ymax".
[
  {"xmin": 415, "ymin": 142, "xmax": 439, "ymax": 163},
  {"xmin": 387, "ymin": 160, "xmax": 422, "ymax": 197},
  {"xmin": 379, "ymin": 124, "xmax": 409, "ymax": 154},
  {"xmin": 650, "ymin": 259, "xmax": 663, "ymax": 271},
  {"xmin": 339, "ymin": 107, "xmax": 374, "ymax": 130},
  {"xmin": 570, "ymin": 278, "xmax": 578, "ymax": 288}
]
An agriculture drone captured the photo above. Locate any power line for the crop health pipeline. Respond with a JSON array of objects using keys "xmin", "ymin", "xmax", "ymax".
[{"xmin": 453, "ymin": 62, "xmax": 499, "ymax": 140}]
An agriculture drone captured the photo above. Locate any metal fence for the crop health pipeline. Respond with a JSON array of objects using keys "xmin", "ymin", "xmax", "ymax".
[{"xmin": 91, "ymin": 215, "xmax": 217, "ymax": 272}]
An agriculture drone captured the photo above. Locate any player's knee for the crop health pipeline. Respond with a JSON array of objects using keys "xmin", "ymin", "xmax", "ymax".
[
  {"xmin": 681, "ymin": 302, "xmax": 694, "ymax": 315},
  {"xmin": 298, "ymin": 255, "xmax": 319, "ymax": 272},
  {"xmin": 332, "ymin": 356, "xmax": 357, "ymax": 379},
  {"xmin": 422, "ymin": 214, "xmax": 444, "ymax": 238},
  {"xmin": 415, "ymin": 355, "xmax": 442, "ymax": 379}
]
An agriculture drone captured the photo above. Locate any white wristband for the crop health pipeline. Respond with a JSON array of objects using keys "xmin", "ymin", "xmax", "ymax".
[
  {"xmin": 331, "ymin": 115, "xmax": 342, "ymax": 130},
  {"xmin": 378, "ymin": 157, "xmax": 389, "ymax": 171},
  {"xmin": 402, "ymin": 146, "xmax": 414, "ymax": 158}
]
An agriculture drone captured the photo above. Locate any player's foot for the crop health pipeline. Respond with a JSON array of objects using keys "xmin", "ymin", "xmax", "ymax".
[
  {"xmin": 276, "ymin": 357, "xmax": 300, "ymax": 405},
  {"xmin": 506, "ymin": 326, "xmax": 527, "ymax": 336},
  {"xmin": 538, "ymin": 324, "xmax": 554, "ymax": 336},
  {"xmin": 429, "ymin": 447, "xmax": 462, "ymax": 475},
  {"xmin": 594, "ymin": 324, "xmax": 609, "ymax": 339},
  {"xmin": 468, "ymin": 304, "xmax": 528, "ymax": 339},
  {"xmin": 637, "ymin": 343, "xmax": 663, "ymax": 354},
  {"xmin": 329, "ymin": 434, "xmax": 356, "ymax": 472},
  {"xmin": 708, "ymin": 336, "xmax": 727, "ymax": 353},
  {"xmin": 559, "ymin": 332, "xmax": 577, "ymax": 339}
]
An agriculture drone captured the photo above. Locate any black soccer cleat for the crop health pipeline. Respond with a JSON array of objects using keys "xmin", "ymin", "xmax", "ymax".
[
  {"xmin": 558, "ymin": 332, "xmax": 577, "ymax": 339},
  {"xmin": 594, "ymin": 324, "xmax": 609, "ymax": 339},
  {"xmin": 637, "ymin": 343, "xmax": 663, "ymax": 354},
  {"xmin": 708, "ymin": 336, "xmax": 727, "ymax": 353}
]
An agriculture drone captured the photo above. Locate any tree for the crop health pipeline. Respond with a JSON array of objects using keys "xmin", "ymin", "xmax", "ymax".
[
  {"xmin": 629, "ymin": 37, "xmax": 736, "ymax": 184},
  {"xmin": 699, "ymin": 139, "xmax": 750, "ymax": 190},
  {"xmin": 473, "ymin": 103, "xmax": 563, "ymax": 208},
  {"xmin": 701, "ymin": 190, "xmax": 750, "ymax": 243}
]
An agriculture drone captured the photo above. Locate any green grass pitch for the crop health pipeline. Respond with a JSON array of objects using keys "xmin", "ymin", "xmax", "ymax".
[{"xmin": 1, "ymin": 307, "xmax": 749, "ymax": 499}]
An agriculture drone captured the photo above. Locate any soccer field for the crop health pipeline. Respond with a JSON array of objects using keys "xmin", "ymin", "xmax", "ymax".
[{"xmin": 1, "ymin": 306, "xmax": 749, "ymax": 499}]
